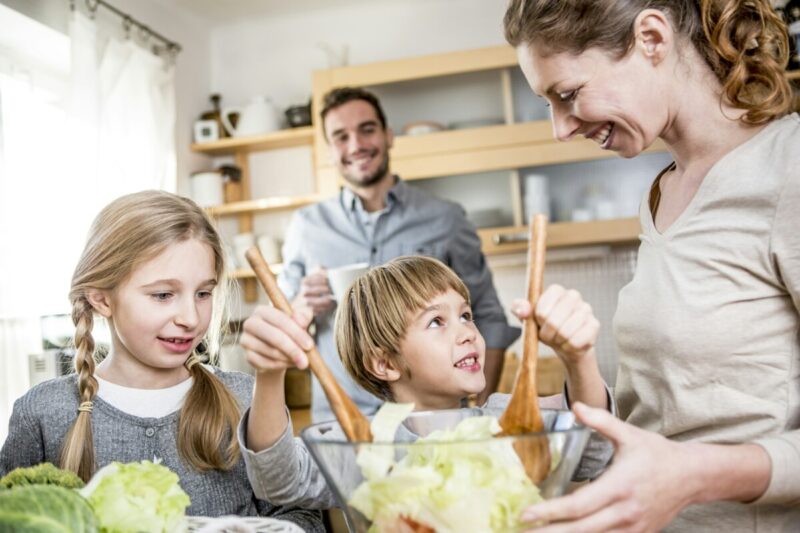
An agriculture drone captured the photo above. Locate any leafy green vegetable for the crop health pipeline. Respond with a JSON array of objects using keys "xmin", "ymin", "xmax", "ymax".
[
  {"xmin": 350, "ymin": 404, "xmax": 544, "ymax": 532},
  {"xmin": 79, "ymin": 460, "xmax": 190, "ymax": 533},
  {"xmin": 0, "ymin": 463, "xmax": 85, "ymax": 490},
  {"xmin": 0, "ymin": 485, "xmax": 98, "ymax": 532}
]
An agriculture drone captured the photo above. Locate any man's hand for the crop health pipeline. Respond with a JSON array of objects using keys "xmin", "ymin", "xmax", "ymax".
[{"xmin": 293, "ymin": 267, "xmax": 335, "ymax": 317}]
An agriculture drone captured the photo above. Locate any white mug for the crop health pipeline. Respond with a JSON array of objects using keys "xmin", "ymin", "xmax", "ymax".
[
  {"xmin": 327, "ymin": 262, "xmax": 369, "ymax": 302},
  {"xmin": 257, "ymin": 235, "xmax": 282, "ymax": 265},
  {"xmin": 190, "ymin": 171, "xmax": 224, "ymax": 207},
  {"xmin": 232, "ymin": 233, "xmax": 256, "ymax": 269}
]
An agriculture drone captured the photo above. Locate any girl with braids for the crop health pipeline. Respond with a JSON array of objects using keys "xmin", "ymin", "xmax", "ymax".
[
  {"xmin": 0, "ymin": 191, "xmax": 323, "ymax": 531},
  {"xmin": 504, "ymin": 0, "xmax": 799, "ymax": 531}
]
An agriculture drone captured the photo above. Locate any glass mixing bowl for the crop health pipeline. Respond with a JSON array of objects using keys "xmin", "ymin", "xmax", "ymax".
[{"xmin": 301, "ymin": 407, "xmax": 590, "ymax": 533}]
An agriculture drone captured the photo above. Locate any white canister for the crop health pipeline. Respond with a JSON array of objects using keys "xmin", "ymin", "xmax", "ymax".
[
  {"xmin": 523, "ymin": 173, "xmax": 551, "ymax": 221},
  {"xmin": 232, "ymin": 232, "xmax": 256, "ymax": 269},
  {"xmin": 190, "ymin": 171, "xmax": 224, "ymax": 207},
  {"xmin": 257, "ymin": 235, "xmax": 282, "ymax": 265}
]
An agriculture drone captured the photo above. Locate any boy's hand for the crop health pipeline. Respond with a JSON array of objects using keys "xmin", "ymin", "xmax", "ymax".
[
  {"xmin": 293, "ymin": 267, "xmax": 335, "ymax": 317},
  {"xmin": 511, "ymin": 284, "xmax": 599, "ymax": 366},
  {"xmin": 241, "ymin": 305, "xmax": 314, "ymax": 372}
]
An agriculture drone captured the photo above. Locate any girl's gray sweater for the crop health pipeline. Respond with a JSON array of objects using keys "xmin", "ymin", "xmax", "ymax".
[{"xmin": 0, "ymin": 370, "xmax": 323, "ymax": 532}]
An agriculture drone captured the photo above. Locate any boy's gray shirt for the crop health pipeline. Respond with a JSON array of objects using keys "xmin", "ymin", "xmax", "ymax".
[
  {"xmin": 239, "ymin": 391, "xmax": 615, "ymax": 510},
  {"xmin": 0, "ymin": 370, "xmax": 323, "ymax": 532}
]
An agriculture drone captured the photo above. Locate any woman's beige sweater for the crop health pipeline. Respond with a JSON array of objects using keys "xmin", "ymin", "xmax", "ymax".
[{"xmin": 614, "ymin": 114, "xmax": 800, "ymax": 532}]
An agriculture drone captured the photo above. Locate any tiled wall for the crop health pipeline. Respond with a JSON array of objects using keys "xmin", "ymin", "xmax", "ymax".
[{"xmin": 488, "ymin": 244, "xmax": 639, "ymax": 386}]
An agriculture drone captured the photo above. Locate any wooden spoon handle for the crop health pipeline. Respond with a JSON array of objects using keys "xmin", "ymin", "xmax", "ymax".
[
  {"xmin": 523, "ymin": 213, "xmax": 547, "ymax": 382},
  {"xmin": 245, "ymin": 246, "xmax": 373, "ymax": 442},
  {"xmin": 499, "ymin": 214, "xmax": 548, "ymax": 434}
]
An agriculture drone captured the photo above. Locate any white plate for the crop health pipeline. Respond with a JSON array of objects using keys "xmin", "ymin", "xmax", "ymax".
[{"xmin": 186, "ymin": 516, "xmax": 304, "ymax": 533}]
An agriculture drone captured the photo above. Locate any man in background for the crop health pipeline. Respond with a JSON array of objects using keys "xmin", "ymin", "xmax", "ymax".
[{"xmin": 275, "ymin": 87, "xmax": 519, "ymax": 422}]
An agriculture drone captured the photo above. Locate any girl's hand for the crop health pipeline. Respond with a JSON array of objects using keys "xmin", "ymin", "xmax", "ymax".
[
  {"xmin": 240, "ymin": 305, "xmax": 314, "ymax": 372},
  {"xmin": 511, "ymin": 284, "xmax": 599, "ymax": 365},
  {"xmin": 520, "ymin": 403, "xmax": 695, "ymax": 532}
]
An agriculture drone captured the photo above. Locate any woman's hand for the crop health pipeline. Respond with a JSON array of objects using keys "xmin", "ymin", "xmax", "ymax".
[
  {"xmin": 512, "ymin": 284, "xmax": 600, "ymax": 366},
  {"xmin": 240, "ymin": 305, "xmax": 314, "ymax": 372},
  {"xmin": 521, "ymin": 403, "xmax": 697, "ymax": 532}
]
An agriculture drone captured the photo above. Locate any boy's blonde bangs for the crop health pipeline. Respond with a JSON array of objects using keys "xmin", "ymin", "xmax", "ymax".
[{"xmin": 335, "ymin": 256, "xmax": 470, "ymax": 400}]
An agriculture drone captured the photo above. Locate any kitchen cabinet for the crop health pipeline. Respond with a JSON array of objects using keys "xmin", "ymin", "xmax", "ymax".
[
  {"xmin": 191, "ymin": 55, "xmax": 800, "ymax": 304},
  {"xmin": 191, "ymin": 126, "xmax": 317, "ymax": 301},
  {"xmin": 311, "ymin": 45, "xmax": 669, "ymax": 253},
  {"xmin": 311, "ymin": 48, "xmax": 800, "ymax": 252}
]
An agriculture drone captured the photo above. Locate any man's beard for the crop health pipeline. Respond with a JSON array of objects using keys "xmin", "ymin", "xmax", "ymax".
[{"xmin": 341, "ymin": 151, "xmax": 390, "ymax": 188}]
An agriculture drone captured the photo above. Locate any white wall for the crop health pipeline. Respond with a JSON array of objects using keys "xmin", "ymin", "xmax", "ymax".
[{"xmin": 209, "ymin": 0, "xmax": 508, "ymax": 109}]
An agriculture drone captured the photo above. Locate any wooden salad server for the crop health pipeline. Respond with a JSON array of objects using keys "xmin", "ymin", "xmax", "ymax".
[
  {"xmin": 245, "ymin": 246, "xmax": 373, "ymax": 442},
  {"xmin": 498, "ymin": 214, "xmax": 551, "ymax": 483}
]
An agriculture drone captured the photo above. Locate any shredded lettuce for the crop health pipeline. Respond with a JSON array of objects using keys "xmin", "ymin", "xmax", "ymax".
[
  {"xmin": 350, "ymin": 404, "xmax": 543, "ymax": 532},
  {"xmin": 79, "ymin": 460, "xmax": 190, "ymax": 533}
]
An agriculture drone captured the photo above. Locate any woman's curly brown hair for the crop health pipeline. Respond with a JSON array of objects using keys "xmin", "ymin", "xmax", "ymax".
[{"xmin": 504, "ymin": 0, "xmax": 792, "ymax": 125}]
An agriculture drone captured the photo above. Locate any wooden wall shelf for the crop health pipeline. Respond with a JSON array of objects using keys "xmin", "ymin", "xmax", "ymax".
[
  {"xmin": 787, "ymin": 70, "xmax": 800, "ymax": 81},
  {"xmin": 478, "ymin": 217, "xmax": 641, "ymax": 255},
  {"xmin": 192, "ymin": 128, "xmax": 317, "ymax": 302},
  {"xmin": 227, "ymin": 264, "xmax": 283, "ymax": 280},
  {"xmin": 206, "ymin": 194, "xmax": 320, "ymax": 216},
  {"xmin": 316, "ymin": 122, "xmax": 667, "ymax": 184},
  {"xmin": 191, "ymin": 126, "xmax": 314, "ymax": 156},
  {"xmin": 323, "ymin": 45, "xmax": 517, "ymax": 88}
]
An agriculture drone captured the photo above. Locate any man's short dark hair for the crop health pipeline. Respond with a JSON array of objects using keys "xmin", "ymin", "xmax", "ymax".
[{"xmin": 320, "ymin": 87, "xmax": 387, "ymax": 134}]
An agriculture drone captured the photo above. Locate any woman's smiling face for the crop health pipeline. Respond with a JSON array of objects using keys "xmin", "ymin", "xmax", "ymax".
[{"xmin": 516, "ymin": 42, "xmax": 668, "ymax": 158}]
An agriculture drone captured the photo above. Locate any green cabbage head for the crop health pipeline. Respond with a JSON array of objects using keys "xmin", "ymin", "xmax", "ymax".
[
  {"xmin": 0, "ymin": 484, "xmax": 98, "ymax": 532},
  {"xmin": 79, "ymin": 460, "xmax": 190, "ymax": 533},
  {"xmin": 0, "ymin": 463, "xmax": 85, "ymax": 490}
]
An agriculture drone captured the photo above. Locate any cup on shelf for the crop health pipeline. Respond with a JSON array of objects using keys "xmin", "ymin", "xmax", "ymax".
[
  {"xmin": 523, "ymin": 173, "xmax": 551, "ymax": 221},
  {"xmin": 218, "ymin": 343, "xmax": 253, "ymax": 375},
  {"xmin": 232, "ymin": 232, "xmax": 256, "ymax": 269},
  {"xmin": 223, "ymin": 244, "xmax": 238, "ymax": 271},
  {"xmin": 257, "ymin": 235, "xmax": 282, "ymax": 265},
  {"xmin": 571, "ymin": 207, "xmax": 593, "ymax": 222},
  {"xmin": 190, "ymin": 171, "xmax": 224, "ymax": 207},
  {"xmin": 593, "ymin": 199, "xmax": 618, "ymax": 220},
  {"xmin": 327, "ymin": 262, "xmax": 370, "ymax": 302}
]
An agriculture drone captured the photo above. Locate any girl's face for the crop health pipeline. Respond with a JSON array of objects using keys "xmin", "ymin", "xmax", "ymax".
[
  {"xmin": 516, "ymin": 42, "xmax": 668, "ymax": 158},
  {"xmin": 101, "ymin": 238, "xmax": 217, "ymax": 384},
  {"xmin": 394, "ymin": 288, "xmax": 486, "ymax": 410}
]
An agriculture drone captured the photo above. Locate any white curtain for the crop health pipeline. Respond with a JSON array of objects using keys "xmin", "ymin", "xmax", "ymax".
[
  {"xmin": 0, "ymin": 71, "xmax": 72, "ymax": 441},
  {"xmin": 71, "ymin": 9, "xmax": 177, "ymax": 201},
  {"xmin": 0, "ymin": 320, "xmax": 41, "ymax": 439},
  {"xmin": 0, "ymin": 7, "xmax": 177, "ymax": 441}
]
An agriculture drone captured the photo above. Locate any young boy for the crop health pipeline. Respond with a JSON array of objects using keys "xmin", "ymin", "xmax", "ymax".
[{"xmin": 238, "ymin": 256, "xmax": 614, "ymax": 509}]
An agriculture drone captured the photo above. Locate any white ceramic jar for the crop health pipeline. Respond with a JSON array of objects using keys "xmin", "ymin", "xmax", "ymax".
[{"xmin": 190, "ymin": 171, "xmax": 224, "ymax": 207}]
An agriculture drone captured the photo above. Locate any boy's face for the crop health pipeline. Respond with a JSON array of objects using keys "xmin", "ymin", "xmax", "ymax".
[{"xmin": 393, "ymin": 288, "xmax": 486, "ymax": 409}]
